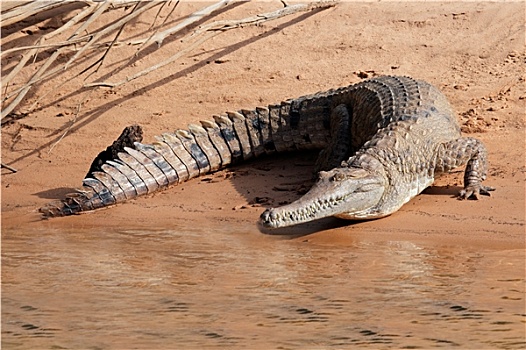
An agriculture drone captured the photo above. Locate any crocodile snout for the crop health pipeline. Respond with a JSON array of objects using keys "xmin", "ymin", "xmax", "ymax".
[{"xmin": 259, "ymin": 209, "xmax": 276, "ymax": 228}]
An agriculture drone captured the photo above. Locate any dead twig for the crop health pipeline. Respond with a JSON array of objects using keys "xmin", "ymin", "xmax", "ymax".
[
  {"xmin": 1, "ymin": 0, "xmax": 74, "ymax": 28},
  {"xmin": 85, "ymin": 0, "xmax": 336, "ymax": 88},
  {"xmin": 85, "ymin": 30, "xmax": 217, "ymax": 88},
  {"xmin": 0, "ymin": 0, "xmax": 142, "ymax": 27},
  {"xmin": 80, "ymin": 3, "xmax": 135, "ymax": 78},
  {"xmin": 1, "ymin": 1, "xmax": 109, "ymax": 119},
  {"xmin": 133, "ymin": 0, "xmax": 180, "ymax": 54},
  {"xmin": 1, "ymin": 163, "xmax": 18, "ymax": 173},
  {"xmin": 1, "ymin": 2, "xmax": 100, "ymax": 93},
  {"xmin": 1, "ymin": 0, "xmax": 337, "ymax": 121},
  {"xmin": 1, "ymin": 1, "xmax": 168, "ymax": 120},
  {"xmin": 139, "ymin": 0, "xmax": 232, "ymax": 50},
  {"xmin": 63, "ymin": 1, "xmax": 163, "ymax": 71}
]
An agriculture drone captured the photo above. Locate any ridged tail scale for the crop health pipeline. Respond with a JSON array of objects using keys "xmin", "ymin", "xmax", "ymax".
[{"xmin": 40, "ymin": 89, "xmax": 340, "ymax": 217}]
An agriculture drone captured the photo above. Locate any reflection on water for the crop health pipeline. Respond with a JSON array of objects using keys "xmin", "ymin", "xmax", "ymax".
[{"xmin": 2, "ymin": 226, "xmax": 525, "ymax": 349}]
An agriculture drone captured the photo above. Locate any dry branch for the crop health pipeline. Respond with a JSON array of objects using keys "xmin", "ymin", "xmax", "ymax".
[
  {"xmin": 1, "ymin": 0, "xmax": 71, "ymax": 28},
  {"xmin": 0, "ymin": 0, "xmax": 142, "ymax": 26},
  {"xmin": 86, "ymin": 1, "xmax": 337, "ymax": 88},
  {"xmin": 140, "ymin": 0, "xmax": 232, "ymax": 49},
  {"xmin": 1, "ymin": 1, "xmax": 113, "ymax": 119},
  {"xmin": 1, "ymin": 0, "xmax": 337, "ymax": 122}
]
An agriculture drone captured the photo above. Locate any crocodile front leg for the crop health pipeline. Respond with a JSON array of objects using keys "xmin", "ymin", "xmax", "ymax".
[
  {"xmin": 435, "ymin": 137, "xmax": 495, "ymax": 199},
  {"xmin": 314, "ymin": 104, "xmax": 352, "ymax": 173}
]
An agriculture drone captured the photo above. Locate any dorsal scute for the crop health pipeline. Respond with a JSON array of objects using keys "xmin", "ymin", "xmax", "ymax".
[
  {"xmin": 199, "ymin": 120, "xmax": 218, "ymax": 130},
  {"xmin": 188, "ymin": 123, "xmax": 207, "ymax": 135},
  {"xmin": 213, "ymin": 114, "xmax": 232, "ymax": 126}
]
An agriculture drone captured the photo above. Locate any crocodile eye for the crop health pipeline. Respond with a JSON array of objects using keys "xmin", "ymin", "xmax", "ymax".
[{"xmin": 332, "ymin": 172, "xmax": 346, "ymax": 182}]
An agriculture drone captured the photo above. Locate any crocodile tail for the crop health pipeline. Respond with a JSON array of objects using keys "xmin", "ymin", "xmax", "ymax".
[
  {"xmin": 39, "ymin": 84, "xmax": 342, "ymax": 218},
  {"xmin": 37, "ymin": 103, "xmax": 291, "ymax": 217}
]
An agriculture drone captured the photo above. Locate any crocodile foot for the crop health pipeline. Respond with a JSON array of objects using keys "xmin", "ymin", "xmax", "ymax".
[{"xmin": 458, "ymin": 184, "xmax": 495, "ymax": 200}]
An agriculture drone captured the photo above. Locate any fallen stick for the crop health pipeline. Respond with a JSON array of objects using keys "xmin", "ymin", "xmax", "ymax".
[{"xmin": 1, "ymin": 163, "xmax": 18, "ymax": 173}]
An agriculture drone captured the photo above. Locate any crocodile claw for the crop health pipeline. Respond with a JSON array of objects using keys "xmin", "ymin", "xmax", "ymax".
[{"xmin": 458, "ymin": 184, "xmax": 495, "ymax": 200}]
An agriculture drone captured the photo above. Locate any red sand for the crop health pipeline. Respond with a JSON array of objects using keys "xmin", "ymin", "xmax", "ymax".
[{"xmin": 2, "ymin": 2, "xmax": 524, "ymax": 248}]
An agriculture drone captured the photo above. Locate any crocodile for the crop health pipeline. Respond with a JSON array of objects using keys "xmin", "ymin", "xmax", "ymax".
[{"xmin": 40, "ymin": 75, "xmax": 494, "ymax": 228}]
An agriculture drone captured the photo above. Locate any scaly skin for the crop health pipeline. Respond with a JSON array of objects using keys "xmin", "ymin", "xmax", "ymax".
[{"xmin": 40, "ymin": 76, "xmax": 494, "ymax": 228}]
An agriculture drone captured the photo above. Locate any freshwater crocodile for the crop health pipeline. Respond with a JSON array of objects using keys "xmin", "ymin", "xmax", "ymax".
[{"xmin": 40, "ymin": 75, "xmax": 494, "ymax": 228}]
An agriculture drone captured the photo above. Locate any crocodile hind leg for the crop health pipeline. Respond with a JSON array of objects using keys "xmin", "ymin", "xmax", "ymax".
[
  {"xmin": 86, "ymin": 125, "xmax": 143, "ymax": 178},
  {"xmin": 436, "ymin": 137, "xmax": 495, "ymax": 199},
  {"xmin": 314, "ymin": 104, "xmax": 352, "ymax": 173}
]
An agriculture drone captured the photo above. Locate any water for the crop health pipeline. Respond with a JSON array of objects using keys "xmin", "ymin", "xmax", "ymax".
[{"xmin": 2, "ymin": 226, "xmax": 525, "ymax": 349}]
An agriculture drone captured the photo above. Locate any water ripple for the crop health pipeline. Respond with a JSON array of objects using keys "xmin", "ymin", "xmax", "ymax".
[{"xmin": 2, "ymin": 227, "xmax": 525, "ymax": 349}]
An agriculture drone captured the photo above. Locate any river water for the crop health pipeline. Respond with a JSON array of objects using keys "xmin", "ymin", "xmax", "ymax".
[{"xmin": 2, "ymin": 225, "xmax": 525, "ymax": 349}]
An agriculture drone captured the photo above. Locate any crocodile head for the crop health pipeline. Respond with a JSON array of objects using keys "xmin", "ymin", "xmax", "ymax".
[{"xmin": 259, "ymin": 167, "xmax": 386, "ymax": 229}]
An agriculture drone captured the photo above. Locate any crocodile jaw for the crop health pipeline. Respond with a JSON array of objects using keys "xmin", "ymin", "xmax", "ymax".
[{"xmin": 259, "ymin": 167, "xmax": 386, "ymax": 229}]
